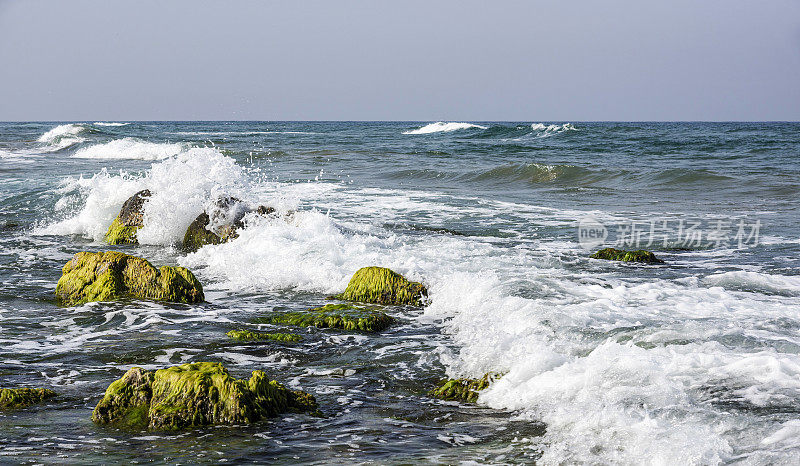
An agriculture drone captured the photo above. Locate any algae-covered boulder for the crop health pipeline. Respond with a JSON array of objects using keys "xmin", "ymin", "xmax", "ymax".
[
  {"xmin": 183, "ymin": 197, "xmax": 277, "ymax": 252},
  {"xmin": 0, "ymin": 387, "xmax": 57, "ymax": 410},
  {"xmin": 590, "ymin": 247, "xmax": 664, "ymax": 264},
  {"xmin": 55, "ymin": 251, "xmax": 204, "ymax": 306},
  {"xmin": 226, "ymin": 329, "xmax": 302, "ymax": 343},
  {"xmin": 332, "ymin": 267, "xmax": 427, "ymax": 306},
  {"xmin": 92, "ymin": 362, "xmax": 319, "ymax": 430},
  {"xmin": 105, "ymin": 189, "xmax": 151, "ymax": 245},
  {"xmin": 271, "ymin": 303, "xmax": 395, "ymax": 332},
  {"xmin": 429, "ymin": 373, "xmax": 498, "ymax": 403}
]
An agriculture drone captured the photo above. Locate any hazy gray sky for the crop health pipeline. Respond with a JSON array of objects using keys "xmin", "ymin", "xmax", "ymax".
[{"xmin": 1, "ymin": 0, "xmax": 799, "ymax": 121}]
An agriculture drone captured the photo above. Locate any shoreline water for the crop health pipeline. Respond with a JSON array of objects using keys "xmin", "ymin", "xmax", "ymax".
[{"xmin": 1, "ymin": 121, "xmax": 800, "ymax": 463}]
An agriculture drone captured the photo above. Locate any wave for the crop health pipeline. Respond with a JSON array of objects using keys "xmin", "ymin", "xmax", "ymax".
[
  {"xmin": 703, "ymin": 271, "xmax": 800, "ymax": 296},
  {"xmin": 529, "ymin": 122, "xmax": 577, "ymax": 137},
  {"xmin": 93, "ymin": 122, "xmax": 129, "ymax": 127},
  {"xmin": 38, "ymin": 147, "xmax": 249, "ymax": 243},
  {"xmin": 73, "ymin": 138, "xmax": 186, "ymax": 160},
  {"xmin": 403, "ymin": 122, "xmax": 488, "ymax": 135},
  {"xmin": 36, "ymin": 123, "xmax": 91, "ymax": 152}
]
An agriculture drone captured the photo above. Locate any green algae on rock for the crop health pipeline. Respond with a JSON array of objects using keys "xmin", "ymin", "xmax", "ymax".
[
  {"xmin": 590, "ymin": 247, "xmax": 665, "ymax": 264},
  {"xmin": 332, "ymin": 267, "xmax": 427, "ymax": 306},
  {"xmin": 55, "ymin": 251, "xmax": 204, "ymax": 306},
  {"xmin": 271, "ymin": 303, "xmax": 395, "ymax": 333},
  {"xmin": 92, "ymin": 362, "xmax": 320, "ymax": 430},
  {"xmin": 429, "ymin": 373, "xmax": 499, "ymax": 403},
  {"xmin": 183, "ymin": 197, "xmax": 277, "ymax": 252},
  {"xmin": 226, "ymin": 329, "xmax": 302, "ymax": 343},
  {"xmin": 0, "ymin": 387, "xmax": 57, "ymax": 410},
  {"xmin": 105, "ymin": 189, "xmax": 151, "ymax": 245}
]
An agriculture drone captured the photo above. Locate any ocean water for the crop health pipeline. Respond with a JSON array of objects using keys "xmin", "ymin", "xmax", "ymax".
[{"xmin": 1, "ymin": 121, "xmax": 799, "ymax": 464}]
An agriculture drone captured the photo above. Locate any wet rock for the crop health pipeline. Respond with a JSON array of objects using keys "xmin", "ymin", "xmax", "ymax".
[
  {"xmin": 55, "ymin": 251, "xmax": 204, "ymax": 306},
  {"xmin": 183, "ymin": 197, "xmax": 277, "ymax": 252},
  {"xmin": 105, "ymin": 189, "xmax": 151, "ymax": 245},
  {"xmin": 271, "ymin": 303, "xmax": 395, "ymax": 332},
  {"xmin": 226, "ymin": 329, "xmax": 302, "ymax": 343},
  {"xmin": 332, "ymin": 267, "xmax": 427, "ymax": 306},
  {"xmin": 0, "ymin": 387, "xmax": 57, "ymax": 410},
  {"xmin": 429, "ymin": 373, "xmax": 499, "ymax": 403},
  {"xmin": 91, "ymin": 362, "xmax": 319, "ymax": 430},
  {"xmin": 590, "ymin": 248, "xmax": 664, "ymax": 264}
]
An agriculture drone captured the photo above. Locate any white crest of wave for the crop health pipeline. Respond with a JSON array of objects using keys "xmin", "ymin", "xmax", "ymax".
[
  {"xmin": 37, "ymin": 124, "xmax": 86, "ymax": 143},
  {"xmin": 530, "ymin": 122, "xmax": 577, "ymax": 137},
  {"xmin": 73, "ymin": 138, "xmax": 186, "ymax": 160},
  {"xmin": 403, "ymin": 122, "xmax": 487, "ymax": 135},
  {"xmin": 36, "ymin": 123, "xmax": 88, "ymax": 151},
  {"xmin": 38, "ymin": 147, "xmax": 248, "ymax": 243},
  {"xmin": 94, "ymin": 122, "xmax": 129, "ymax": 127}
]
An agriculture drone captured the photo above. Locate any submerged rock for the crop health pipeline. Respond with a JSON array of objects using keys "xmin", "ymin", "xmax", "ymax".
[
  {"xmin": 429, "ymin": 373, "xmax": 498, "ymax": 403},
  {"xmin": 91, "ymin": 362, "xmax": 319, "ymax": 430},
  {"xmin": 55, "ymin": 251, "xmax": 204, "ymax": 306},
  {"xmin": 590, "ymin": 247, "xmax": 664, "ymax": 264},
  {"xmin": 183, "ymin": 197, "xmax": 277, "ymax": 252},
  {"xmin": 332, "ymin": 267, "xmax": 427, "ymax": 306},
  {"xmin": 226, "ymin": 329, "xmax": 302, "ymax": 343},
  {"xmin": 0, "ymin": 388, "xmax": 57, "ymax": 410},
  {"xmin": 271, "ymin": 303, "xmax": 395, "ymax": 332},
  {"xmin": 105, "ymin": 189, "xmax": 151, "ymax": 245}
]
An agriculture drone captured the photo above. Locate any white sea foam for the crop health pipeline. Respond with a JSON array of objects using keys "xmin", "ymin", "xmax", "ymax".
[
  {"xmin": 703, "ymin": 271, "xmax": 800, "ymax": 296},
  {"xmin": 38, "ymin": 147, "xmax": 248, "ymax": 243},
  {"xmin": 73, "ymin": 138, "xmax": 186, "ymax": 160},
  {"xmin": 93, "ymin": 122, "xmax": 129, "ymax": 127},
  {"xmin": 403, "ymin": 122, "xmax": 487, "ymax": 135}
]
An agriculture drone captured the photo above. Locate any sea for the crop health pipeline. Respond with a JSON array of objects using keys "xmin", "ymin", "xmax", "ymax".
[{"xmin": 1, "ymin": 121, "xmax": 799, "ymax": 464}]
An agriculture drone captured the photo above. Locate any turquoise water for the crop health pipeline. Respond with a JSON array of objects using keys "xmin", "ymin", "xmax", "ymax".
[{"xmin": 1, "ymin": 121, "xmax": 799, "ymax": 464}]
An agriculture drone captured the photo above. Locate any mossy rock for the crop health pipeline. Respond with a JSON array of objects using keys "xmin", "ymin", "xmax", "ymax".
[
  {"xmin": 429, "ymin": 373, "xmax": 498, "ymax": 403},
  {"xmin": 105, "ymin": 189, "xmax": 151, "ymax": 245},
  {"xmin": 55, "ymin": 251, "xmax": 204, "ymax": 306},
  {"xmin": 92, "ymin": 362, "xmax": 319, "ymax": 430},
  {"xmin": 183, "ymin": 198, "xmax": 277, "ymax": 253},
  {"xmin": 0, "ymin": 387, "xmax": 57, "ymax": 410},
  {"xmin": 590, "ymin": 248, "xmax": 664, "ymax": 264},
  {"xmin": 183, "ymin": 212, "xmax": 223, "ymax": 252},
  {"xmin": 332, "ymin": 267, "xmax": 427, "ymax": 306},
  {"xmin": 271, "ymin": 303, "xmax": 395, "ymax": 332},
  {"xmin": 226, "ymin": 329, "xmax": 302, "ymax": 343}
]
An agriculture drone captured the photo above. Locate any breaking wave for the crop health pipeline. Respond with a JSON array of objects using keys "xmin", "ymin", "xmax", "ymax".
[
  {"xmin": 36, "ymin": 123, "xmax": 91, "ymax": 152},
  {"xmin": 73, "ymin": 138, "xmax": 186, "ymax": 160},
  {"xmin": 38, "ymin": 147, "xmax": 249, "ymax": 243},
  {"xmin": 403, "ymin": 122, "xmax": 488, "ymax": 135}
]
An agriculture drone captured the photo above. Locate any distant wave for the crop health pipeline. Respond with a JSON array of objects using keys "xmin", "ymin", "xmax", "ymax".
[
  {"xmin": 529, "ymin": 123, "xmax": 577, "ymax": 137},
  {"xmin": 73, "ymin": 138, "xmax": 186, "ymax": 160},
  {"xmin": 94, "ymin": 122, "xmax": 129, "ymax": 127},
  {"xmin": 37, "ymin": 123, "xmax": 91, "ymax": 152},
  {"xmin": 403, "ymin": 122, "xmax": 488, "ymax": 135}
]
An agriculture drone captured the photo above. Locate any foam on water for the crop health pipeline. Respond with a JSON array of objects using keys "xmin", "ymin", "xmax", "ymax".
[
  {"xmin": 403, "ymin": 122, "xmax": 488, "ymax": 135},
  {"xmin": 73, "ymin": 138, "xmax": 186, "ymax": 160},
  {"xmin": 93, "ymin": 122, "xmax": 129, "ymax": 127},
  {"xmin": 38, "ymin": 147, "xmax": 248, "ymax": 243}
]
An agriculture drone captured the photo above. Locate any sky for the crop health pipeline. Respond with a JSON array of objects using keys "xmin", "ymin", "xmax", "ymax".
[{"xmin": 0, "ymin": 0, "xmax": 799, "ymax": 121}]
